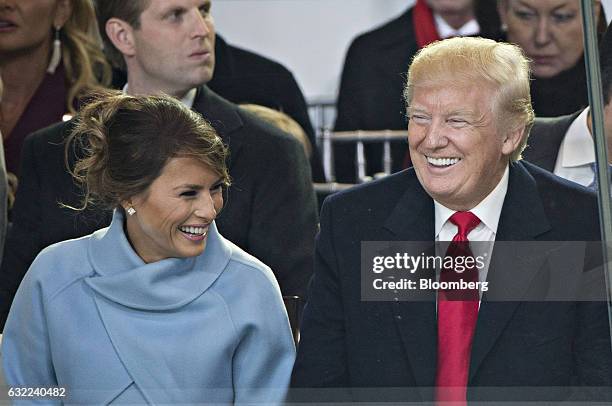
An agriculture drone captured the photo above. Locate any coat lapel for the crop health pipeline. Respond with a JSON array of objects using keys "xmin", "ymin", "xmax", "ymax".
[
  {"xmin": 469, "ymin": 162, "xmax": 552, "ymax": 381},
  {"xmin": 383, "ymin": 172, "xmax": 438, "ymax": 396}
]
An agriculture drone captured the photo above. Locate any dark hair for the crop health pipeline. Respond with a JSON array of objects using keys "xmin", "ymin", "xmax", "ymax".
[
  {"xmin": 66, "ymin": 90, "xmax": 230, "ymax": 211},
  {"xmin": 94, "ymin": 0, "xmax": 149, "ymax": 70}
]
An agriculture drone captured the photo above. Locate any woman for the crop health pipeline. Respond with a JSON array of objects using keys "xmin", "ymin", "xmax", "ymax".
[
  {"xmin": 497, "ymin": 0, "xmax": 605, "ymax": 117},
  {"xmin": 0, "ymin": 0, "xmax": 111, "ymax": 176},
  {"xmin": 1, "ymin": 92, "xmax": 295, "ymax": 404}
]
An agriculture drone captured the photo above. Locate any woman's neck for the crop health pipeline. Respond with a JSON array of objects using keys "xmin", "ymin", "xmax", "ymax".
[{"xmin": 0, "ymin": 42, "xmax": 51, "ymax": 137}]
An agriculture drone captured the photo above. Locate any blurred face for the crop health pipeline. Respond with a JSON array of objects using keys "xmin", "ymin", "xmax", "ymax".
[
  {"xmin": 124, "ymin": 157, "xmax": 224, "ymax": 263},
  {"xmin": 0, "ymin": 0, "xmax": 70, "ymax": 57},
  {"xmin": 499, "ymin": 0, "xmax": 585, "ymax": 78},
  {"xmin": 408, "ymin": 83, "xmax": 520, "ymax": 211},
  {"xmin": 126, "ymin": 0, "xmax": 215, "ymax": 95},
  {"xmin": 427, "ymin": 0, "xmax": 474, "ymax": 14}
]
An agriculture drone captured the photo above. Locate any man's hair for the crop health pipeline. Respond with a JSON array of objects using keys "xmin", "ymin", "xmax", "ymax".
[
  {"xmin": 94, "ymin": 0, "xmax": 150, "ymax": 70},
  {"xmin": 404, "ymin": 36, "xmax": 535, "ymax": 161}
]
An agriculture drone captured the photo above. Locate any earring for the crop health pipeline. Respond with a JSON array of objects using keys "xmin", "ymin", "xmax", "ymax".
[
  {"xmin": 126, "ymin": 207, "xmax": 136, "ymax": 216},
  {"xmin": 47, "ymin": 26, "xmax": 62, "ymax": 74}
]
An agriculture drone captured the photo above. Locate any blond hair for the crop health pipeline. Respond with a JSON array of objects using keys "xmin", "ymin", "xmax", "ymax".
[
  {"xmin": 61, "ymin": 0, "xmax": 112, "ymax": 114},
  {"xmin": 404, "ymin": 37, "xmax": 534, "ymax": 161}
]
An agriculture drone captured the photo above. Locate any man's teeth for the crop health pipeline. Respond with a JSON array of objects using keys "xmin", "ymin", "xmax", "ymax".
[
  {"xmin": 179, "ymin": 226, "xmax": 207, "ymax": 235},
  {"xmin": 426, "ymin": 157, "xmax": 460, "ymax": 167}
]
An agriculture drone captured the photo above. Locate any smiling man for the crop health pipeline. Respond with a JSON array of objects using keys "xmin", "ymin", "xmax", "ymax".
[{"xmin": 291, "ymin": 37, "xmax": 612, "ymax": 403}]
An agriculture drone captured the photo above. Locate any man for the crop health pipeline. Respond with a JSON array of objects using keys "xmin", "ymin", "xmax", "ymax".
[
  {"xmin": 111, "ymin": 32, "xmax": 326, "ymax": 182},
  {"xmin": 524, "ymin": 18, "xmax": 612, "ymax": 187},
  {"xmin": 291, "ymin": 37, "xmax": 612, "ymax": 403},
  {"xmin": 0, "ymin": 74, "xmax": 7, "ymax": 264},
  {"xmin": 0, "ymin": 0, "xmax": 318, "ymax": 329},
  {"xmin": 334, "ymin": 0, "xmax": 488, "ymax": 183}
]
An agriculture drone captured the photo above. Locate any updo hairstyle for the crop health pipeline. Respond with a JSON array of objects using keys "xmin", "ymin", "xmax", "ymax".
[{"xmin": 66, "ymin": 90, "xmax": 230, "ymax": 210}]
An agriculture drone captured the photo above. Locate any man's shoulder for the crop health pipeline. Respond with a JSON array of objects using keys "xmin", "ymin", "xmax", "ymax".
[
  {"xmin": 323, "ymin": 169, "xmax": 417, "ymax": 213},
  {"xmin": 349, "ymin": 7, "xmax": 414, "ymax": 53},
  {"xmin": 530, "ymin": 112, "xmax": 578, "ymax": 136},
  {"xmin": 25, "ymin": 119, "xmax": 74, "ymax": 150},
  {"xmin": 220, "ymin": 43, "xmax": 293, "ymax": 80}
]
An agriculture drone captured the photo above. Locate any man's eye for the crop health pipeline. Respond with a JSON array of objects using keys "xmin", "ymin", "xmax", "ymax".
[
  {"xmin": 167, "ymin": 9, "xmax": 185, "ymax": 21},
  {"xmin": 447, "ymin": 118, "xmax": 468, "ymax": 127},
  {"xmin": 410, "ymin": 114, "xmax": 430, "ymax": 123},
  {"xmin": 180, "ymin": 190, "xmax": 197, "ymax": 197},
  {"xmin": 199, "ymin": 4, "xmax": 211, "ymax": 16}
]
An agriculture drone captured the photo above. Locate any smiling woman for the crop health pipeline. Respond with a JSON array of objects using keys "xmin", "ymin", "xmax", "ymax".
[{"xmin": 1, "ymin": 91, "xmax": 296, "ymax": 404}]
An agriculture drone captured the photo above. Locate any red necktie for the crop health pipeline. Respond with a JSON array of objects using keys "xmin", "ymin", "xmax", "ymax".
[{"xmin": 435, "ymin": 211, "xmax": 481, "ymax": 405}]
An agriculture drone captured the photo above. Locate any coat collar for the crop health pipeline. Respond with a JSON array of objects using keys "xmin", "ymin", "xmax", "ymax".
[
  {"xmin": 524, "ymin": 111, "xmax": 581, "ymax": 172},
  {"xmin": 85, "ymin": 210, "xmax": 231, "ymax": 310}
]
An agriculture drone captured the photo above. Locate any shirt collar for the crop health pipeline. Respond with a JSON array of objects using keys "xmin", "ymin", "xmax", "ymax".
[
  {"xmin": 122, "ymin": 84, "xmax": 197, "ymax": 108},
  {"xmin": 558, "ymin": 107, "xmax": 595, "ymax": 168},
  {"xmin": 434, "ymin": 165, "xmax": 509, "ymax": 238},
  {"xmin": 434, "ymin": 14, "xmax": 480, "ymax": 39}
]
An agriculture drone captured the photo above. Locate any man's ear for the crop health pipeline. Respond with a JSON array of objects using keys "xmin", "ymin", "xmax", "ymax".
[
  {"xmin": 501, "ymin": 125, "xmax": 525, "ymax": 157},
  {"xmin": 106, "ymin": 17, "xmax": 137, "ymax": 58},
  {"xmin": 53, "ymin": 0, "xmax": 72, "ymax": 29}
]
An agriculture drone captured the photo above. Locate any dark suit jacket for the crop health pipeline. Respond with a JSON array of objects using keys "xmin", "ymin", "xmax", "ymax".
[
  {"xmin": 291, "ymin": 161, "xmax": 612, "ymax": 402},
  {"xmin": 0, "ymin": 86, "xmax": 318, "ymax": 330},
  {"xmin": 523, "ymin": 111, "xmax": 580, "ymax": 172},
  {"xmin": 333, "ymin": 7, "xmax": 415, "ymax": 183}
]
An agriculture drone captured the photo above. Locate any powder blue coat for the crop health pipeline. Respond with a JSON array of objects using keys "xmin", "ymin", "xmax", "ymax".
[{"xmin": 2, "ymin": 210, "xmax": 295, "ymax": 405}]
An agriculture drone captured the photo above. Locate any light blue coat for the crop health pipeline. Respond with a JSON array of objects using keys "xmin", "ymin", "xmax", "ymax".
[{"xmin": 2, "ymin": 210, "xmax": 295, "ymax": 404}]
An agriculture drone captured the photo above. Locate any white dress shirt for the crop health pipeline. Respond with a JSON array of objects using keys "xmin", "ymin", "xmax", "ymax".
[
  {"xmin": 434, "ymin": 165, "xmax": 509, "ymax": 291},
  {"xmin": 434, "ymin": 14, "xmax": 480, "ymax": 39},
  {"xmin": 122, "ymin": 85, "xmax": 197, "ymax": 109},
  {"xmin": 553, "ymin": 108, "xmax": 595, "ymax": 187}
]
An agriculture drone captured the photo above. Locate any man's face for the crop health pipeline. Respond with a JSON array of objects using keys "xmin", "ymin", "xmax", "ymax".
[
  {"xmin": 127, "ymin": 0, "xmax": 215, "ymax": 95},
  {"xmin": 408, "ymin": 83, "xmax": 519, "ymax": 211}
]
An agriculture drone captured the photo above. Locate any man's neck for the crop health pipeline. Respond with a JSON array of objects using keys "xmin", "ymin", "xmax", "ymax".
[
  {"xmin": 437, "ymin": 10, "xmax": 475, "ymax": 30},
  {"xmin": 125, "ymin": 75, "xmax": 191, "ymax": 100}
]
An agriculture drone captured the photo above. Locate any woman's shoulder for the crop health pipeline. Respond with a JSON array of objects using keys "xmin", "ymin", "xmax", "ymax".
[{"xmin": 25, "ymin": 233, "xmax": 95, "ymax": 298}]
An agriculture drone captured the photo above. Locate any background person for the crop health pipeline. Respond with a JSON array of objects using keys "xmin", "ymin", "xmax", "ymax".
[
  {"xmin": 497, "ymin": 0, "xmax": 606, "ymax": 117},
  {"xmin": 1, "ymin": 92, "xmax": 295, "ymax": 404},
  {"xmin": 524, "ymin": 18, "xmax": 612, "ymax": 188},
  {"xmin": 0, "ymin": 0, "xmax": 110, "ymax": 177}
]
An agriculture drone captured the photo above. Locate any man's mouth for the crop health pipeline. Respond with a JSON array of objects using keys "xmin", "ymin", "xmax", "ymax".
[
  {"xmin": 426, "ymin": 156, "xmax": 460, "ymax": 167},
  {"xmin": 0, "ymin": 20, "xmax": 17, "ymax": 30}
]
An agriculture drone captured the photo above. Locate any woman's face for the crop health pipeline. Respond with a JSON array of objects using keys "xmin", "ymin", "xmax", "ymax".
[
  {"xmin": 0, "ymin": 0, "xmax": 71, "ymax": 56},
  {"xmin": 124, "ymin": 157, "xmax": 224, "ymax": 264},
  {"xmin": 499, "ymin": 0, "xmax": 588, "ymax": 79}
]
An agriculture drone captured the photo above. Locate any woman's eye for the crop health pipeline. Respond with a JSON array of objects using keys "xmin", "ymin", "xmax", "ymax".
[
  {"xmin": 551, "ymin": 12, "xmax": 575, "ymax": 23},
  {"xmin": 513, "ymin": 9, "xmax": 536, "ymax": 21}
]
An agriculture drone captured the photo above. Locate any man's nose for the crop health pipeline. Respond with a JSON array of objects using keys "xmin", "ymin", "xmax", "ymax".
[{"xmin": 421, "ymin": 120, "xmax": 449, "ymax": 149}]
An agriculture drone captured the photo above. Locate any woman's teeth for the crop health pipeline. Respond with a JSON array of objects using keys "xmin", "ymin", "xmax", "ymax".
[{"xmin": 179, "ymin": 226, "xmax": 207, "ymax": 236}]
